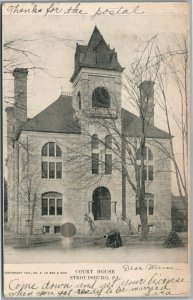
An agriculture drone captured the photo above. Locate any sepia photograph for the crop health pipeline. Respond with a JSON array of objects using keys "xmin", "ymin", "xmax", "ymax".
[{"xmin": 2, "ymin": 2, "xmax": 190, "ymax": 297}]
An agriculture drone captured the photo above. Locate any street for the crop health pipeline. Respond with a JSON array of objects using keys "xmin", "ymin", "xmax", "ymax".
[{"xmin": 4, "ymin": 238, "xmax": 188, "ymax": 264}]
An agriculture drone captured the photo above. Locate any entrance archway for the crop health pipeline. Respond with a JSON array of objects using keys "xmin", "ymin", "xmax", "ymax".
[{"xmin": 92, "ymin": 187, "xmax": 111, "ymax": 220}]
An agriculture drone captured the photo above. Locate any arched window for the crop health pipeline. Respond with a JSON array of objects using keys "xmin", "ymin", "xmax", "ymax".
[
  {"xmin": 77, "ymin": 91, "xmax": 81, "ymax": 110},
  {"xmin": 42, "ymin": 192, "xmax": 62, "ymax": 216},
  {"xmin": 42, "ymin": 142, "xmax": 62, "ymax": 179},
  {"xmin": 92, "ymin": 134, "xmax": 99, "ymax": 150},
  {"xmin": 105, "ymin": 135, "xmax": 112, "ymax": 150},
  {"xmin": 136, "ymin": 193, "xmax": 154, "ymax": 215},
  {"xmin": 105, "ymin": 135, "xmax": 112, "ymax": 174},
  {"xmin": 92, "ymin": 87, "xmax": 110, "ymax": 108},
  {"xmin": 136, "ymin": 147, "xmax": 153, "ymax": 161},
  {"xmin": 136, "ymin": 147, "xmax": 153, "ymax": 182},
  {"xmin": 42, "ymin": 142, "xmax": 61, "ymax": 157}
]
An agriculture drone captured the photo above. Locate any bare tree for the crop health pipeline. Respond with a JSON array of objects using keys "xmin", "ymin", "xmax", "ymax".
[
  {"xmin": 154, "ymin": 36, "xmax": 188, "ymax": 203},
  {"xmin": 58, "ymin": 35, "xmax": 187, "ymax": 241},
  {"xmin": 17, "ymin": 137, "xmax": 39, "ymax": 246}
]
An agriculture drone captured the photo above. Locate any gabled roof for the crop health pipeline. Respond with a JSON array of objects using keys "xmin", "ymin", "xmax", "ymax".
[
  {"xmin": 122, "ymin": 108, "xmax": 171, "ymax": 139},
  {"xmin": 21, "ymin": 95, "xmax": 81, "ymax": 134},
  {"xmin": 20, "ymin": 96, "xmax": 170, "ymax": 139},
  {"xmin": 70, "ymin": 26, "xmax": 124, "ymax": 82}
]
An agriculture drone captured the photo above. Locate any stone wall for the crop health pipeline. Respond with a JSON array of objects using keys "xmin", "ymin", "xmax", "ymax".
[
  {"xmin": 17, "ymin": 130, "xmax": 123, "ymax": 236},
  {"xmin": 125, "ymin": 138, "xmax": 172, "ymax": 234}
]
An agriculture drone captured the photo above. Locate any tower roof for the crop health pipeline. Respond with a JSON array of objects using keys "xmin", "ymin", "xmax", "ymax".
[{"xmin": 70, "ymin": 26, "xmax": 124, "ymax": 82}]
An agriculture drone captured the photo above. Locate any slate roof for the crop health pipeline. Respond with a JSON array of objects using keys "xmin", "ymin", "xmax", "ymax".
[
  {"xmin": 21, "ymin": 95, "xmax": 81, "ymax": 134},
  {"xmin": 122, "ymin": 108, "xmax": 171, "ymax": 139},
  {"xmin": 70, "ymin": 26, "xmax": 124, "ymax": 82},
  {"xmin": 21, "ymin": 95, "xmax": 170, "ymax": 140}
]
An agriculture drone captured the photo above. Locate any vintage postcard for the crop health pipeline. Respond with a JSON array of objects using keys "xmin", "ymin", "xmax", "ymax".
[{"xmin": 2, "ymin": 1, "xmax": 190, "ymax": 297}]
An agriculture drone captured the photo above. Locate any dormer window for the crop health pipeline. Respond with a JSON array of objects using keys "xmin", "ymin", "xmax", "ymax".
[{"xmin": 92, "ymin": 87, "xmax": 110, "ymax": 108}]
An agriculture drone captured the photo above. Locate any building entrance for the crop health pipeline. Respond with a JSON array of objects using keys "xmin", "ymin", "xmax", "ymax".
[{"xmin": 92, "ymin": 187, "xmax": 111, "ymax": 220}]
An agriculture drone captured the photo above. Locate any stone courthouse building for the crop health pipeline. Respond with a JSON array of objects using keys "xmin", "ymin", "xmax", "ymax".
[{"xmin": 6, "ymin": 27, "xmax": 172, "ymax": 236}]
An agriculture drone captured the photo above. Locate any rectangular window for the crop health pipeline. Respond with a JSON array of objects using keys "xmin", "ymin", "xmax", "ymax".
[
  {"xmin": 148, "ymin": 166, "xmax": 153, "ymax": 181},
  {"xmin": 49, "ymin": 162, "xmax": 55, "ymax": 179},
  {"xmin": 105, "ymin": 154, "xmax": 112, "ymax": 174},
  {"xmin": 54, "ymin": 226, "xmax": 61, "ymax": 234},
  {"xmin": 57, "ymin": 199, "xmax": 62, "ymax": 215},
  {"xmin": 43, "ymin": 226, "xmax": 50, "ymax": 233},
  {"xmin": 149, "ymin": 199, "xmax": 154, "ymax": 215},
  {"xmin": 49, "ymin": 198, "xmax": 55, "ymax": 215},
  {"xmin": 144, "ymin": 147, "xmax": 147, "ymax": 160},
  {"xmin": 49, "ymin": 142, "xmax": 55, "ymax": 156},
  {"xmin": 42, "ymin": 162, "xmax": 48, "ymax": 179},
  {"xmin": 148, "ymin": 225, "xmax": 154, "ymax": 232},
  {"xmin": 144, "ymin": 165, "xmax": 147, "ymax": 181},
  {"xmin": 92, "ymin": 153, "xmax": 99, "ymax": 174},
  {"xmin": 42, "ymin": 198, "xmax": 48, "ymax": 216},
  {"xmin": 42, "ymin": 197, "xmax": 62, "ymax": 216},
  {"xmin": 56, "ymin": 162, "xmax": 62, "ymax": 179},
  {"xmin": 144, "ymin": 199, "xmax": 147, "ymax": 214},
  {"xmin": 136, "ymin": 200, "xmax": 140, "ymax": 215},
  {"xmin": 148, "ymin": 149, "xmax": 153, "ymax": 160},
  {"xmin": 138, "ymin": 225, "xmax": 141, "ymax": 232}
]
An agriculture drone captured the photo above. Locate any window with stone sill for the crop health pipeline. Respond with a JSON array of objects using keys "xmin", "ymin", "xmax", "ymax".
[
  {"xmin": 42, "ymin": 192, "xmax": 62, "ymax": 216},
  {"xmin": 92, "ymin": 153, "xmax": 99, "ymax": 174},
  {"xmin": 136, "ymin": 193, "xmax": 154, "ymax": 215},
  {"xmin": 136, "ymin": 147, "xmax": 153, "ymax": 182},
  {"xmin": 42, "ymin": 142, "xmax": 62, "ymax": 179}
]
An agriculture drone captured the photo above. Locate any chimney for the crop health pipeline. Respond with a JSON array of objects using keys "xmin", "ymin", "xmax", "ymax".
[
  {"xmin": 5, "ymin": 106, "xmax": 15, "ymax": 146},
  {"xmin": 139, "ymin": 80, "xmax": 155, "ymax": 125},
  {"xmin": 13, "ymin": 68, "xmax": 28, "ymax": 125}
]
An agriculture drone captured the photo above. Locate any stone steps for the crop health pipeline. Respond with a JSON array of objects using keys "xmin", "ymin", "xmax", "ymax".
[{"xmin": 89, "ymin": 220, "xmax": 130, "ymax": 236}]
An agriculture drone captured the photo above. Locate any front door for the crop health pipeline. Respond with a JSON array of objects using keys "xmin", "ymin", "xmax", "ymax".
[{"xmin": 92, "ymin": 187, "xmax": 111, "ymax": 220}]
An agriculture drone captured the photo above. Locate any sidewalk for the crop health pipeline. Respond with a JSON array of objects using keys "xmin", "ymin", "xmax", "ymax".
[
  {"xmin": 4, "ymin": 238, "xmax": 188, "ymax": 264},
  {"xmin": 3, "ymin": 229, "xmax": 188, "ymax": 247}
]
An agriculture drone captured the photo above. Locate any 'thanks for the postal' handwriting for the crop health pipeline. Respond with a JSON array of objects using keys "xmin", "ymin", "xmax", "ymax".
[{"xmin": 6, "ymin": 3, "xmax": 144, "ymax": 17}]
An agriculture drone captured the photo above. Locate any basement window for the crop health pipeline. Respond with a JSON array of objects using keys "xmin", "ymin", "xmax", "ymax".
[
  {"xmin": 54, "ymin": 226, "xmax": 61, "ymax": 234},
  {"xmin": 43, "ymin": 226, "xmax": 50, "ymax": 234}
]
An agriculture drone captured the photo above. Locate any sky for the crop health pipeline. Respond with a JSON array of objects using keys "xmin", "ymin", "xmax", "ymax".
[{"xmin": 3, "ymin": 2, "xmax": 189, "ymax": 194}]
